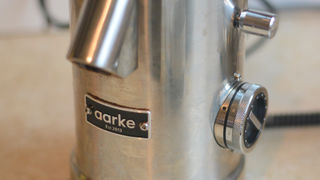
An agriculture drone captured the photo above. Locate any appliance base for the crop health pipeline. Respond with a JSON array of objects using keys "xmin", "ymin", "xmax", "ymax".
[{"xmin": 70, "ymin": 153, "xmax": 245, "ymax": 180}]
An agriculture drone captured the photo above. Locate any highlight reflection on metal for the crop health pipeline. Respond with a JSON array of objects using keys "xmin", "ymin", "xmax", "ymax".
[
  {"xmin": 214, "ymin": 82, "xmax": 268, "ymax": 154},
  {"xmin": 67, "ymin": 0, "xmax": 137, "ymax": 78},
  {"xmin": 67, "ymin": 0, "xmax": 278, "ymax": 179},
  {"xmin": 238, "ymin": 9, "xmax": 279, "ymax": 39}
]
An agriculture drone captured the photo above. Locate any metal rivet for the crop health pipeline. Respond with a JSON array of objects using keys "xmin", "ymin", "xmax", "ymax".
[
  {"xmin": 233, "ymin": 73, "xmax": 242, "ymax": 81},
  {"xmin": 139, "ymin": 122, "xmax": 149, "ymax": 131},
  {"xmin": 85, "ymin": 106, "xmax": 92, "ymax": 115}
]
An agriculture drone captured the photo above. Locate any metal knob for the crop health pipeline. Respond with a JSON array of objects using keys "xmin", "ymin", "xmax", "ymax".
[
  {"xmin": 214, "ymin": 82, "xmax": 268, "ymax": 154},
  {"xmin": 238, "ymin": 9, "xmax": 279, "ymax": 39}
]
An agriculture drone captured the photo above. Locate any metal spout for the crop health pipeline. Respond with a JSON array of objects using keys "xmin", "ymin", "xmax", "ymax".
[{"xmin": 67, "ymin": 0, "xmax": 137, "ymax": 78}]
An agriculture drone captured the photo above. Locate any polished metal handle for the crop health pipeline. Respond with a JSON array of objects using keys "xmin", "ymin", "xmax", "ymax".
[
  {"xmin": 214, "ymin": 82, "xmax": 268, "ymax": 154},
  {"xmin": 238, "ymin": 9, "xmax": 279, "ymax": 39}
]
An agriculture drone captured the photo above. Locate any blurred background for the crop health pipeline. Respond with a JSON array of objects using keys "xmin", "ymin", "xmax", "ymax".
[{"xmin": 0, "ymin": 0, "xmax": 319, "ymax": 179}]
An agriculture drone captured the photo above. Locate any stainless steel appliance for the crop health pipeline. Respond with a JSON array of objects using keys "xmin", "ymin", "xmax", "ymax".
[{"xmin": 67, "ymin": 0, "xmax": 278, "ymax": 179}]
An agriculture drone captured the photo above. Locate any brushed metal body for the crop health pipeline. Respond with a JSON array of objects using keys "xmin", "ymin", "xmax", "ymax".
[{"xmin": 69, "ymin": 0, "xmax": 247, "ymax": 179}]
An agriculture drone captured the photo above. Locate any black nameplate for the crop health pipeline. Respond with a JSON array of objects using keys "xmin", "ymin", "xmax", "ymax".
[{"xmin": 85, "ymin": 95, "xmax": 151, "ymax": 139}]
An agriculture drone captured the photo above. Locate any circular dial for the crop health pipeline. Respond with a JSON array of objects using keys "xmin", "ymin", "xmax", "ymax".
[
  {"xmin": 244, "ymin": 92, "xmax": 267, "ymax": 149},
  {"xmin": 214, "ymin": 82, "xmax": 268, "ymax": 154}
]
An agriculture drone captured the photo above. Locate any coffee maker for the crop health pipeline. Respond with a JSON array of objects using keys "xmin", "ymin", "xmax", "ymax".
[{"xmin": 67, "ymin": 0, "xmax": 278, "ymax": 179}]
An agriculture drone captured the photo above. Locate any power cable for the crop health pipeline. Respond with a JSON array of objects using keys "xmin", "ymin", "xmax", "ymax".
[{"xmin": 38, "ymin": 0, "xmax": 69, "ymax": 29}]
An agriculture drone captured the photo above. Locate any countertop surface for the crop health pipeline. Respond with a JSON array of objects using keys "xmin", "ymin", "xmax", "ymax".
[{"xmin": 0, "ymin": 11, "xmax": 320, "ymax": 180}]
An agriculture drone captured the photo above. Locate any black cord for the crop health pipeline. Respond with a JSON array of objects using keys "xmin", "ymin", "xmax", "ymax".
[
  {"xmin": 266, "ymin": 113, "xmax": 320, "ymax": 128},
  {"xmin": 38, "ymin": 0, "xmax": 69, "ymax": 29},
  {"xmin": 245, "ymin": 1, "xmax": 320, "ymax": 128}
]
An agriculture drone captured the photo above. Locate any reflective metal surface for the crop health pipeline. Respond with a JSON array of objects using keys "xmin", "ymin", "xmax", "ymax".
[
  {"xmin": 238, "ymin": 9, "xmax": 279, "ymax": 39},
  {"xmin": 70, "ymin": 152, "xmax": 245, "ymax": 180},
  {"xmin": 214, "ymin": 82, "xmax": 268, "ymax": 154},
  {"xmin": 67, "ymin": 0, "xmax": 276, "ymax": 179},
  {"xmin": 68, "ymin": 0, "xmax": 138, "ymax": 77},
  {"xmin": 214, "ymin": 81, "xmax": 245, "ymax": 149}
]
